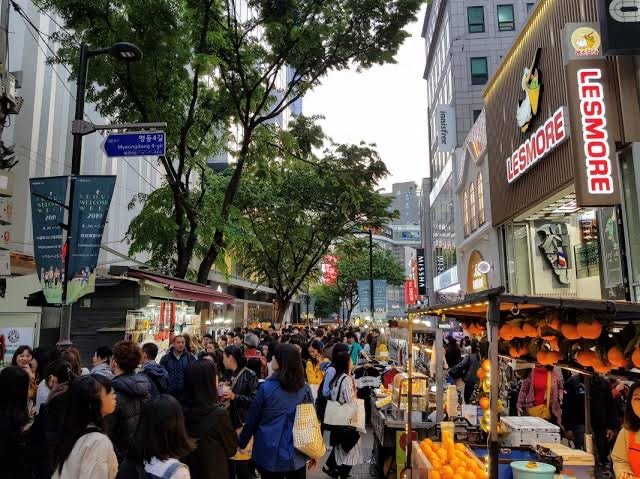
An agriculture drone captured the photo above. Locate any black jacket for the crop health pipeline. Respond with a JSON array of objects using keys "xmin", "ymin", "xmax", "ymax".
[
  {"xmin": 106, "ymin": 373, "xmax": 151, "ymax": 462},
  {"xmin": 0, "ymin": 412, "xmax": 32, "ymax": 478},
  {"xmin": 31, "ymin": 383, "xmax": 68, "ymax": 479},
  {"xmin": 139, "ymin": 362, "xmax": 170, "ymax": 397},
  {"xmin": 562, "ymin": 374, "xmax": 617, "ymax": 432},
  {"xmin": 183, "ymin": 403, "xmax": 238, "ymax": 479},
  {"xmin": 229, "ymin": 367, "xmax": 258, "ymax": 429}
]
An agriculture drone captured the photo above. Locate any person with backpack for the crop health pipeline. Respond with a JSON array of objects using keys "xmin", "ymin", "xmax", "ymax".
[
  {"xmin": 182, "ymin": 360, "xmax": 238, "ymax": 479},
  {"xmin": 52, "ymin": 374, "xmax": 118, "ymax": 479},
  {"xmin": 117, "ymin": 395, "xmax": 194, "ymax": 479},
  {"xmin": 107, "ymin": 340, "xmax": 152, "ymax": 462},
  {"xmin": 140, "ymin": 343, "xmax": 170, "ymax": 397}
]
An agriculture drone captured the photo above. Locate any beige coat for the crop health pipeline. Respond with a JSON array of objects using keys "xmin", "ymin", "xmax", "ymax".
[
  {"xmin": 52, "ymin": 431, "xmax": 118, "ymax": 479},
  {"xmin": 612, "ymin": 428, "xmax": 640, "ymax": 479}
]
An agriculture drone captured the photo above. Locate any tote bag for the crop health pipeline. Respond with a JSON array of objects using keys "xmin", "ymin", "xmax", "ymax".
[
  {"xmin": 323, "ymin": 376, "xmax": 360, "ymax": 428},
  {"xmin": 293, "ymin": 386, "xmax": 326, "ymax": 459}
]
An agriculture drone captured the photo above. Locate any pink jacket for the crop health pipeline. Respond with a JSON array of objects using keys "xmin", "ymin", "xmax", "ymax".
[{"xmin": 516, "ymin": 369, "xmax": 563, "ymax": 425}]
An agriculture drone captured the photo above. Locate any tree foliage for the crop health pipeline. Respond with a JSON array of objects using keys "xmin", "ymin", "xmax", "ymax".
[
  {"xmin": 312, "ymin": 238, "xmax": 405, "ymax": 320},
  {"xmin": 34, "ymin": 0, "xmax": 423, "ymax": 282},
  {"xmin": 235, "ymin": 117, "xmax": 394, "ymax": 321}
]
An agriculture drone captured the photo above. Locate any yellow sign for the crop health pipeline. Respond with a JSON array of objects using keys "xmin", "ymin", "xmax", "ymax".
[{"xmin": 570, "ymin": 26, "xmax": 601, "ymax": 56}]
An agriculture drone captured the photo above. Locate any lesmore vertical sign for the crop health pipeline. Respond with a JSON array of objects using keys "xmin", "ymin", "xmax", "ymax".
[{"xmin": 563, "ymin": 22, "xmax": 621, "ymax": 205}]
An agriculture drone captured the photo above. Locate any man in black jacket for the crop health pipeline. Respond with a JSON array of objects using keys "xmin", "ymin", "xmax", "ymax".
[
  {"xmin": 563, "ymin": 373, "xmax": 617, "ymax": 466},
  {"xmin": 106, "ymin": 340, "xmax": 151, "ymax": 462}
]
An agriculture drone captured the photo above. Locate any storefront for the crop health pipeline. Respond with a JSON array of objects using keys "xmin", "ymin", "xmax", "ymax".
[
  {"xmin": 454, "ymin": 110, "xmax": 502, "ymax": 296},
  {"xmin": 483, "ymin": 0, "xmax": 640, "ymax": 301}
]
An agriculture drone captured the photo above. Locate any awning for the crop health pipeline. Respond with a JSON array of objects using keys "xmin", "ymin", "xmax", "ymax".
[{"xmin": 109, "ymin": 266, "xmax": 236, "ymax": 305}]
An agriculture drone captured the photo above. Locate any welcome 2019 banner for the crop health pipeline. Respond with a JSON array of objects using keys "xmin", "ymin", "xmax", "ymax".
[
  {"xmin": 66, "ymin": 175, "xmax": 116, "ymax": 304},
  {"xmin": 29, "ymin": 177, "xmax": 68, "ymax": 304}
]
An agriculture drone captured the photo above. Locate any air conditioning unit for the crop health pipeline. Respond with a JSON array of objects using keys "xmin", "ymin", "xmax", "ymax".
[{"xmin": 0, "ymin": 72, "xmax": 23, "ymax": 114}]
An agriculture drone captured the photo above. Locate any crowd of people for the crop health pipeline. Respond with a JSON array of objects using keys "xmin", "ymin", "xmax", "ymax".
[{"xmin": 0, "ymin": 324, "xmax": 376, "ymax": 479}]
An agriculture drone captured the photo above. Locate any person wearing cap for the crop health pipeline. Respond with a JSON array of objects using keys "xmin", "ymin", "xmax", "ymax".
[{"xmin": 244, "ymin": 333, "xmax": 267, "ymax": 380}]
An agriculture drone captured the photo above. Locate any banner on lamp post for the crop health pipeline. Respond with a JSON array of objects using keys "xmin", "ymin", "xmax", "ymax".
[
  {"xmin": 29, "ymin": 176, "xmax": 68, "ymax": 304},
  {"xmin": 404, "ymin": 279, "xmax": 417, "ymax": 305},
  {"xmin": 66, "ymin": 175, "xmax": 116, "ymax": 304}
]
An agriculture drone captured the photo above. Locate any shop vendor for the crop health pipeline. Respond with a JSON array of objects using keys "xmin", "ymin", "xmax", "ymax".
[{"xmin": 613, "ymin": 383, "xmax": 640, "ymax": 478}]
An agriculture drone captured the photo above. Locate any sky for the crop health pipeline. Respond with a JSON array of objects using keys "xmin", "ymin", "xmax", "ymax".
[{"xmin": 304, "ymin": 6, "xmax": 429, "ymax": 193}]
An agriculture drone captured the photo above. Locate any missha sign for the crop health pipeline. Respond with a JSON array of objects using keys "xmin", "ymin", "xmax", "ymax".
[{"xmin": 506, "ymin": 107, "xmax": 570, "ymax": 183}]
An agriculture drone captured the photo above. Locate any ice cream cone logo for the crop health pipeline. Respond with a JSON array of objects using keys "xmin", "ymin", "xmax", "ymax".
[
  {"xmin": 570, "ymin": 27, "xmax": 601, "ymax": 56},
  {"xmin": 516, "ymin": 48, "xmax": 542, "ymax": 133}
]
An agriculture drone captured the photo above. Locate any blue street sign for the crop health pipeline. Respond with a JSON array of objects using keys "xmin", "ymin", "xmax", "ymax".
[{"xmin": 103, "ymin": 131, "xmax": 166, "ymax": 158}]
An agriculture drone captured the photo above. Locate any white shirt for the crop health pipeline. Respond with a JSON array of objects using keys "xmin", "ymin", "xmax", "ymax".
[
  {"xmin": 51, "ymin": 431, "xmax": 118, "ymax": 479},
  {"xmin": 35, "ymin": 380, "xmax": 50, "ymax": 413}
]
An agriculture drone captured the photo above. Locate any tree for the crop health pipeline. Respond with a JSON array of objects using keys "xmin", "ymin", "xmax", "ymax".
[
  {"xmin": 235, "ymin": 118, "xmax": 393, "ymax": 322},
  {"xmin": 34, "ymin": 0, "xmax": 423, "ymax": 282},
  {"xmin": 315, "ymin": 238, "xmax": 405, "ymax": 321},
  {"xmin": 312, "ymin": 283, "xmax": 341, "ymax": 319}
]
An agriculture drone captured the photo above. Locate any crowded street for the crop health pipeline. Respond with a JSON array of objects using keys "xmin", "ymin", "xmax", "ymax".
[{"xmin": 3, "ymin": 0, "xmax": 640, "ymax": 478}]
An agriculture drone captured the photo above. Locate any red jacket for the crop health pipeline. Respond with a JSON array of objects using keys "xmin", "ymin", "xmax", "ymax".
[{"xmin": 245, "ymin": 348, "xmax": 267, "ymax": 379}]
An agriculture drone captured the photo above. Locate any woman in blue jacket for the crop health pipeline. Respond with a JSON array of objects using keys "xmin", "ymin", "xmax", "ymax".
[{"xmin": 238, "ymin": 343, "xmax": 316, "ymax": 479}]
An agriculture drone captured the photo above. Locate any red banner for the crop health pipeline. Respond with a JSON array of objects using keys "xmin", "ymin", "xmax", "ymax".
[{"xmin": 404, "ymin": 279, "xmax": 417, "ymax": 305}]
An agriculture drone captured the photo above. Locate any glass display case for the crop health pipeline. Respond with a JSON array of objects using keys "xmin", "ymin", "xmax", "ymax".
[{"xmin": 391, "ymin": 372, "xmax": 429, "ymax": 411}]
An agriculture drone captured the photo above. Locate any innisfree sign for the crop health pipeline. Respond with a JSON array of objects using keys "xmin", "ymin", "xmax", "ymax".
[{"xmin": 102, "ymin": 131, "xmax": 166, "ymax": 158}]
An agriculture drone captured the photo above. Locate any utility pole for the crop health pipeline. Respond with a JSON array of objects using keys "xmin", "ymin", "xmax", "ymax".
[{"xmin": 0, "ymin": 0, "xmax": 21, "ymax": 169}]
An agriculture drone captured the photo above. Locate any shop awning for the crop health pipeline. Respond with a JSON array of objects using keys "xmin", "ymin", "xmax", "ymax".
[{"xmin": 109, "ymin": 266, "xmax": 236, "ymax": 305}]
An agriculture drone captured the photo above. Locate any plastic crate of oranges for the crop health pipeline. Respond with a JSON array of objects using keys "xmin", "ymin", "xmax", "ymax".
[{"xmin": 415, "ymin": 437, "xmax": 488, "ymax": 479}]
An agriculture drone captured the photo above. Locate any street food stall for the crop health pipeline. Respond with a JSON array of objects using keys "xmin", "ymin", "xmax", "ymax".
[{"xmin": 407, "ymin": 287, "xmax": 640, "ymax": 479}]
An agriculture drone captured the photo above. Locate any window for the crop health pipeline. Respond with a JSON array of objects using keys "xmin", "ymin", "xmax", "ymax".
[
  {"xmin": 469, "ymin": 182, "xmax": 477, "ymax": 231},
  {"xmin": 473, "ymin": 110, "xmax": 482, "ymax": 122},
  {"xmin": 497, "ymin": 5, "xmax": 515, "ymax": 31},
  {"xmin": 467, "ymin": 6, "xmax": 485, "ymax": 33},
  {"xmin": 470, "ymin": 57, "xmax": 488, "ymax": 85},
  {"xmin": 526, "ymin": 2, "xmax": 535, "ymax": 12},
  {"xmin": 477, "ymin": 173, "xmax": 485, "ymax": 225},
  {"xmin": 463, "ymin": 190, "xmax": 469, "ymax": 237}
]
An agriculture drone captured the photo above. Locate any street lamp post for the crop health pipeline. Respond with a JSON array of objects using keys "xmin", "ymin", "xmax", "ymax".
[
  {"xmin": 58, "ymin": 42, "xmax": 143, "ymax": 347},
  {"xmin": 368, "ymin": 228, "xmax": 374, "ymax": 321}
]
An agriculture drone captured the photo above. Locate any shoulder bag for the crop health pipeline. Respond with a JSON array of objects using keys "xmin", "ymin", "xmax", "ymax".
[
  {"xmin": 528, "ymin": 371, "xmax": 552, "ymax": 420},
  {"xmin": 293, "ymin": 386, "xmax": 326, "ymax": 459}
]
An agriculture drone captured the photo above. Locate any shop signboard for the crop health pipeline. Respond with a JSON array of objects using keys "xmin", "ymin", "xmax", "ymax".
[
  {"xmin": 563, "ymin": 23, "xmax": 622, "ymax": 206},
  {"xmin": 599, "ymin": 0, "xmax": 640, "ymax": 55},
  {"xmin": 467, "ymin": 250, "xmax": 489, "ymax": 293},
  {"xmin": 322, "ymin": 254, "xmax": 339, "ymax": 284},
  {"xmin": 437, "ymin": 104, "xmax": 456, "ymax": 152},
  {"xmin": 404, "ymin": 279, "xmax": 417, "ymax": 305},
  {"xmin": 416, "ymin": 248, "xmax": 427, "ymax": 295},
  {"xmin": 66, "ymin": 175, "xmax": 116, "ymax": 304},
  {"xmin": 29, "ymin": 176, "xmax": 68, "ymax": 304},
  {"xmin": 356, "ymin": 280, "xmax": 371, "ymax": 317}
]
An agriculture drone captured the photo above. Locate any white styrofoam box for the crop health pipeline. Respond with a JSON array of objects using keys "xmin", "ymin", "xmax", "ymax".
[{"xmin": 501, "ymin": 416, "xmax": 561, "ymax": 447}]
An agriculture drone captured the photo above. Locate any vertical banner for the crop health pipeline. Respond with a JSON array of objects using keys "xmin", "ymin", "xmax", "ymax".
[
  {"xmin": 373, "ymin": 279, "xmax": 387, "ymax": 320},
  {"xmin": 404, "ymin": 279, "xmax": 417, "ymax": 305},
  {"xmin": 66, "ymin": 175, "xmax": 116, "ymax": 304},
  {"xmin": 416, "ymin": 248, "xmax": 427, "ymax": 295},
  {"xmin": 357, "ymin": 280, "xmax": 371, "ymax": 317},
  {"xmin": 436, "ymin": 104, "xmax": 457, "ymax": 152},
  {"xmin": 29, "ymin": 176, "xmax": 68, "ymax": 304}
]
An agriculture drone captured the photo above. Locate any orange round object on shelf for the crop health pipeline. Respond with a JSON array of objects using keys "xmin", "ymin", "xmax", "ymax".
[
  {"xmin": 608, "ymin": 346, "xmax": 627, "ymax": 369},
  {"xmin": 431, "ymin": 472, "xmax": 441, "ymax": 479},
  {"xmin": 577, "ymin": 320, "xmax": 602, "ymax": 339},
  {"xmin": 479, "ymin": 397, "xmax": 490, "ymax": 410},
  {"xmin": 561, "ymin": 323, "xmax": 580, "ymax": 340},
  {"xmin": 633, "ymin": 348, "xmax": 640, "ymax": 368},
  {"xmin": 499, "ymin": 324, "xmax": 516, "ymax": 341},
  {"xmin": 522, "ymin": 322, "xmax": 539, "ymax": 337},
  {"xmin": 481, "ymin": 359, "xmax": 491, "ymax": 371},
  {"xmin": 576, "ymin": 350, "xmax": 597, "ymax": 367},
  {"xmin": 477, "ymin": 368, "xmax": 488, "ymax": 380}
]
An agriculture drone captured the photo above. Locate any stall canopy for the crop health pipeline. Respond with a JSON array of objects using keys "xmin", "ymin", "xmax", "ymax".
[
  {"xmin": 408, "ymin": 287, "xmax": 640, "ymax": 479},
  {"xmin": 109, "ymin": 266, "xmax": 236, "ymax": 305}
]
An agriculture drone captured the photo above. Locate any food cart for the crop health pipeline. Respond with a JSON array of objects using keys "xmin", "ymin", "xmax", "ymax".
[{"xmin": 408, "ymin": 287, "xmax": 640, "ymax": 479}]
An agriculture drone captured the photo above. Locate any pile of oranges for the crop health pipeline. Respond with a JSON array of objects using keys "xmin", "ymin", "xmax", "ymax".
[{"xmin": 418, "ymin": 438, "xmax": 488, "ymax": 479}]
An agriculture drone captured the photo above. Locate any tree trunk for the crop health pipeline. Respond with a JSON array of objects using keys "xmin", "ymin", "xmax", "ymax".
[
  {"xmin": 196, "ymin": 126, "xmax": 253, "ymax": 284},
  {"xmin": 273, "ymin": 298, "xmax": 290, "ymax": 325}
]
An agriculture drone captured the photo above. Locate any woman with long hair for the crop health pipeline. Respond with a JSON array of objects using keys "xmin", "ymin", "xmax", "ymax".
[
  {"xmin": 306, "ymin": 340, "xmax": 328, "ymax": 399},
  {"xmin": 52, "ymin": 375, "xmax": 118, "ymax": 479},
  {"xmin": 223, "ymin": 345, "xmax": 258, "ymax": 479},
  {"xmin": 33, "ymin": 346, "xmax": 60, "ymax": 412},
  {"xmin": 12, "ymin": 345, "xmax": 37, "ymax": 403},
  {"xmin": 324, "ymin": 347, "xmax": 363, "ymax": 479},
  {"xmin": 612, "ymin": 382, "xmax": 640, "ymax": 478},
  {"xmin": 118, "ymin": 395, "xmax": 195, "ymax": 479},
  {"xmin": 182, "ymin": 360, "xmax": 238, "ymax": 479},
  {"xmin": 239, "ymin": 344, "xmax": 316, "ymax": 479},
  {"xmin": 0, "ymin": 366, "xmax": 33, "ymax": 477}
]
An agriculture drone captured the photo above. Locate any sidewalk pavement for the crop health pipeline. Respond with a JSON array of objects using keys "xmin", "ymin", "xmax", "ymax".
[{"xmin": 308, "ymin": 430, "xmax": 376, "ymax": 479}]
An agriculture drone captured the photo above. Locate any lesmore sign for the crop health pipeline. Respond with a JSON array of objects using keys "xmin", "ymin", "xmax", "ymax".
[{"xmin": 506, "ymin": 23, "xmax": 621, "ymax": 206}]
